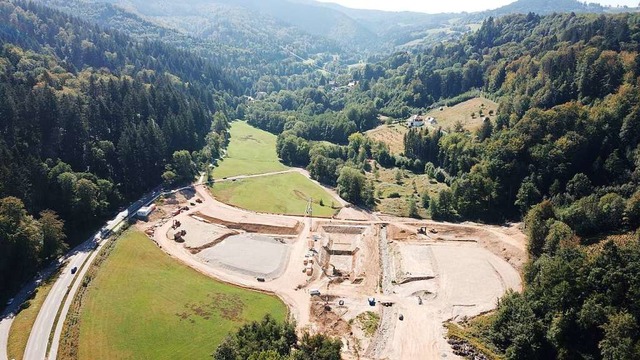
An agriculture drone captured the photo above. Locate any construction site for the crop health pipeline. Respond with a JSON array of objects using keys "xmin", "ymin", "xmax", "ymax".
[{"xmin": 136, "ymin": 182, "xmax": 526, "ymax": 360}]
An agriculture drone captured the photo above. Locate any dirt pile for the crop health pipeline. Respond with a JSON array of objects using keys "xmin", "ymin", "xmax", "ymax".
[
  {"xmin": 193, "ymin": 212, "xmax": 302, "ymax": 235},
  {"xmin": 310, "ymin": 301, "xmax": 351, "ymax": 337}
]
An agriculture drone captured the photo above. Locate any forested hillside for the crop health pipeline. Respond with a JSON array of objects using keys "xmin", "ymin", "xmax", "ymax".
[
  {"xmin": 241, "ymin": 12, "xmax": 640, "ymax": 358},
  {"xmin": 3, "ymin": 0, "xmax": 640, "ymax": 356},
  {"xmin": 375, "ymin": 13, "xmax": 640, "ymax": 359},
  {"xmin": 0, "ymin": 0, "xmax": 235, "ymax": 299},
  {"xmin": 352, "ymin": 13, "xmax": 639, "ymax": 222},
  {"xmin": 39, "ymin": 0, "xmax": 351, "ymax": 92}
]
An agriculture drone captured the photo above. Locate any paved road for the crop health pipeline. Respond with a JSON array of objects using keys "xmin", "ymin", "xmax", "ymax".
[
  {"xmin": 0, "ymin": 265, "xmax": 57, "ymax": 360},
  {"xmin": 23, "ymin": 245, "xmax": 94, "ymax": 360},
  {"xmin": 1, "ymin": 186, "xmax": 163, "ymax": 360},
  {"xmin": 48, "ymin": 222, "xmax": 123, "ymax": 360}
]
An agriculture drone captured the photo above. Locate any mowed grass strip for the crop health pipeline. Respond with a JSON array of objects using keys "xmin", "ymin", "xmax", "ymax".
[
  {"xmin": 211, "ymin": 172, "xmax": 340, "ymax": 217},
  {"xmin": 77, "ymin": 230, "xmax": 286, "ymax": 360},
  {"xmin": 213, "ymin": 121, "xmax": 288, "ymax": 178},
  {"xmin": 7, "ymin": 275, "xmax": 57, "ymax": 360}
]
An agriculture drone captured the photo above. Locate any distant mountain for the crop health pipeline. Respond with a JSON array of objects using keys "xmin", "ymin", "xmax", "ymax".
[
  {"xmin": 98, "ymin": 0, "xmax": 376, "ymax": 50},
  {"xmin": 38, "ymin": 0, "xmax": 352, "ymax": 91},
  {"xmin": 304, "ymin": 1, "xmax": 464, "ymax": 48},
  {"xmin": 479, "ymin": 0, "xmax": 606, "ymax": 18},
  {"xmin": 38, "ymin": 0, "xmax": 640, "ymax": 62}
]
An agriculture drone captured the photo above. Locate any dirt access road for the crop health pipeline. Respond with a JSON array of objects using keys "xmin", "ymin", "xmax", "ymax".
[
  {"xmin": 148, "ymin": 175, "xmax": 525, "ymax": 360},
  {"xmin": 153, "ymin": 184, "xmax": 317, "ymax": 327}
]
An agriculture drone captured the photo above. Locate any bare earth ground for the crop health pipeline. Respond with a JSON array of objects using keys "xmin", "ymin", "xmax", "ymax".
[
  {"xmin": 197, "ymin": 234, "xmax": 291, "ymax": 279},
  {"xmin": 139, "ymin": 175, "xmax": 526, "ymax": 360},
  {"xmin": 179, "ymin": 216, "xmax": 236, "ymax": 250}
]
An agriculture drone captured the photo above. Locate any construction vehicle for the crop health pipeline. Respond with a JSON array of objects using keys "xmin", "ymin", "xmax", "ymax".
[{"xmin": 174, "ymin": 229, "xmax": 187, "ymax": 243}]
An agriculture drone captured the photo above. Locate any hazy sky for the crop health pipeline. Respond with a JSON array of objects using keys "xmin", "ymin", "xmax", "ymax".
[{"xmin": 315, "ymin": 0, "xmax": 639, "ymax": 14}]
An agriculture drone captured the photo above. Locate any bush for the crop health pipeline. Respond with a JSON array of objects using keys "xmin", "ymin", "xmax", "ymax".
[{"xmin": 388, "ymin": 192, "xmax": 401, "ymax": 199}]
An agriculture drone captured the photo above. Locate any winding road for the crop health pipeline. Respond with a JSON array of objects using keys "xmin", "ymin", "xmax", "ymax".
[{"xmin": 0, "ymin": 187, "xmax": 162, "ymax": 360}]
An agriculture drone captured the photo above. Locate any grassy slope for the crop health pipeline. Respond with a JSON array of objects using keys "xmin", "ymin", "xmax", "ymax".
[
  {"xmin": 213, "ymin": 121, "xmax": 288, "ymax": 178},
  {"xmin": 425, "ymin": 97, "xmax": 498, "ymax": 131},
  {"xmin": 211, "ymin": 172, "xmax": 340, "ymax": 217},
  {"xmin": 446, "ymin": 314, "xmax": 504, "ymax": 360},
  {"xmin": 366, "ymin": 98, "xmax": 498, "ymax": 156},
  {"xmin": 7, "ymin": 276, "xmax": 57, "ymax": 360},
  {"xmin": 370, "ymin": 167, "xmax": 448, "ymax": 218},
  {"xmin": 77, "ymin": 230, "xmax": 286, "ymax": 360},
  {"xmin": 365, "ymin": 124, "xmax": 407, "ymax": 155}
]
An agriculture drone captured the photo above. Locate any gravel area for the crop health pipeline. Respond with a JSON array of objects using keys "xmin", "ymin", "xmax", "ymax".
[
  {"xmin": 197, "ymin": 234, "xmax": 290, "ymax": 279},
  {"xmin": 180, "ymin": 217, "xmax": 234, "ymax": 249}
]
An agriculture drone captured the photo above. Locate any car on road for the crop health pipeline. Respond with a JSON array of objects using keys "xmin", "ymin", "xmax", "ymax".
[{"xmin": 71, "ymin": 267, "xmax": 78, "ymax": 275}]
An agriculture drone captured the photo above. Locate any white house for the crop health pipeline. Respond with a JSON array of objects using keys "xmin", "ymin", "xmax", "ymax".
[
  {"xmin": 406, "ymin": 115, "xmax": 425, "ymax": 128},
  {"xmin": 136, "ymin": 204, "xmax": 156, "ymax": 220}
]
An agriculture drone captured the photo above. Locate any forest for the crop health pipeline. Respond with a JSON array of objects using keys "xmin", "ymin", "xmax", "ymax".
[
  {"xmin": 0, "ymin": 1, "xmax": 235, "ymax": 299},
  {"xmin": 2, "ymin": 0, "xmax": 640, "ymax": 357},
  {"xmin": 240, "ymin": 12, "xmax": 640, "ymax": 359}
]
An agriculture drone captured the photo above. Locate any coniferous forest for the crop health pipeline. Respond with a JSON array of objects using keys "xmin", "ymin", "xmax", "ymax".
[{"xmin": 0, "ymin": 0, "xmax": 235, "ymax": 297}]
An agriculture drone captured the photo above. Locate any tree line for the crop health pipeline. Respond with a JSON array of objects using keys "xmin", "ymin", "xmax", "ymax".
[{"xmin": 0, "ymin": 1, "xmax": 235, "ymax": 300}]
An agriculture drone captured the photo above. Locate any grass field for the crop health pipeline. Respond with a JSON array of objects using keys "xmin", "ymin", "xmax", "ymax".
[
  {"xmin": 76, "ymin": 230, "xmax": 287, "ymax": 360},
  {"xmin": 366, "ymin": 124, "xmax": 407, "ymax": 155},
  {"xmin": 370, "ymin": 167, "xmax": 448, "ymax": 218},
  {"xmin": 211, "ymin": 172, "xmax": 340, "ymax": 217},
  {"xmin": 213, "ymin": 121, "xmax": 288, "ymax": 178},
  {"xmin": 426, "ymin": 97, "xmax": 498, "ymax": 131},
  {"xmin": 7, "ymin": 275, "xmax": 57, "ymax": 360}
]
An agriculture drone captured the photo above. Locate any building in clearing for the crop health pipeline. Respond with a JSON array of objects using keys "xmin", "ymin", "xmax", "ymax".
[
  {"xmin": 406, "ymin": 115, "xmax": 425, "ymax": 128},
  {"xmin": 136, "ymin": 204, "xmax": 156, "ymax": 220}
]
